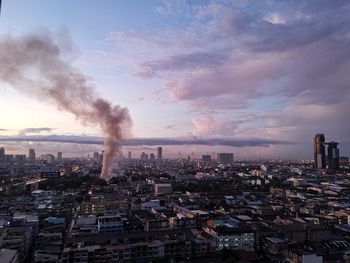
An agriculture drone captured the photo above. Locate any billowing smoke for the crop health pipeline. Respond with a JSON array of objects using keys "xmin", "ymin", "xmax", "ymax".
[{"xmin": 0, "ymin": 29, "xmax": 132, "ymax": 179}]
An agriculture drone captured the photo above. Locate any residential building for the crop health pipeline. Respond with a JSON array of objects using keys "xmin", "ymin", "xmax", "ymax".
[{"xmin": 154, "ymin": 183, "xmax": 172, "ymax": 195}]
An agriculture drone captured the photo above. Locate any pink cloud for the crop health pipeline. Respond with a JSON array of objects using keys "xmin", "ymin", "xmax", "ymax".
[{"xmin": 105, "ymin": 0, "xmax": 350, "ymax": 156}]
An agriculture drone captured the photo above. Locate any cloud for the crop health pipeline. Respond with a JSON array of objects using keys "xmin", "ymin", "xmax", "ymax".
[
  {"xmin": 124, "ymin": 137, "xmax": 293, "ymax": 148},
  {"xmin": 112, "ymin": 0, "xmax": 350, "ymax": 110},
  {"xmin": 264, "ymin": 13, "xmax": 286, "ymax": 25},
  {"xmin": 165, "ymin": 124, "xmax": 177, "ymax": 130},
  {"xmin": 105, "ymin": 0, "xmax": 350, "ymax": 157},
  {"xmin": 5, "ymin": 135, "xmax": 103, "ymax": 145},
  {"xmin": 135, "ymin": 52, "xmax": 227, "ymax": 78},
  {"xmin": 192, "ymin": 115, "xmax": 238, "ymax": 137},
  {"xmin": 18, "ymin": 127, "xmax": 55, "ymax": 135},
  {"xmin": 0, "ymin": 140, "xmax": 103, "ymax": 157},
  {"xmin": 163, "ymin": 53, "xmax": 284, "ymax": 108},
  {"xmin": 154, "ymin": 0, "xmax": 192, "ymax": 16},
  {"xmin": 0, "ymin": 134, "xmax": 293, "ymax": 148}
]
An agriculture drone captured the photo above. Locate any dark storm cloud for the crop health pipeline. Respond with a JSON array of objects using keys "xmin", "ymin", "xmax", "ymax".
[
  {"xmin": 0, "ymin": 135, "xmax": 293, "ymax": 148},
  {"xmin": 0, "ymin": 135, "xmax": 103, "ymax": 145},
  {"xmin": 124, "ymin": 137, "xmax": 293, "ymax": 147}
]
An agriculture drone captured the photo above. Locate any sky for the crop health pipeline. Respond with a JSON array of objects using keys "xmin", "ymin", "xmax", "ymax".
[{"xmin": 0, "ymin": 0, "xmax": 349, "ymax": 159}]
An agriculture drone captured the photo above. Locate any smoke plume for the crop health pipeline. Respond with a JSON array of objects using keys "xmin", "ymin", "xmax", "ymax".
[{"xmin": 0, "ymin": 29, "xmax": 131, "ymax": 179}]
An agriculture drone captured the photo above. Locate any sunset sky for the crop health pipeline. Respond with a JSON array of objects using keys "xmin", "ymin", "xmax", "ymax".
[{"xmin": 0, "ymin": 0, "xmax": 349, "ymax": 159}]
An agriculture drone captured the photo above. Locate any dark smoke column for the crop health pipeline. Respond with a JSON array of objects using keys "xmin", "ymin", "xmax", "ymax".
[
  {"xmin": 92, "ymin": 99, "xmax": 131, "ymax": 178},
  {"xmin": 0, "ymin": 30, "xmax": 132, "ymax": 180}
]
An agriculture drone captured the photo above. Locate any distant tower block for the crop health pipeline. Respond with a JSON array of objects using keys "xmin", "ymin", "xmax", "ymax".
[
  {"xmin": 93, "ymin": 152, "xmax": 100, "ymax": 161},
  {"xmin": 29, "ymin": 149, "xmax": 36, "ymax": 163},
  {"xmin": 202, "ymin": 155, "xmax": 212, "ymax": 162},
  {"xmin": 314, "ymin": 134, "xmax": 326, "ymax": 170},
  {"xmin": 217, "ymin": 153, "xmax": 234, "ymax": 164},
  {"xmin": 157, "ymin": 147, "xmax": 162, "ymax": 160},
  {"xmin": 326, "ymin": 141, "xmax": 339, "ymax": 170},
  {"xmin": 57, "ymin": 152, "xmax": 63, "ymax": 162},
  {"xmin": 0, "ymin": 147, "xmax": 5, "ymax": 162}
]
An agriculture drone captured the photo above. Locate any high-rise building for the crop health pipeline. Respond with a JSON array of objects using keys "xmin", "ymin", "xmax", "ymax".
[
  {"xmin": 326, "ymin": 141, "xmax": 339, "ymax": 171},
  {"xmin": 150, "ymin": 153, "xmax": 155, "ymax": 161},
  {"xmin": 314, "ymin": 134, "xmax": 326, "ymax": 170},
  {"xmin": 0, "ymin": 147, "xmax": 5, "ymax": 162},
  {"xmin": 217, "ymin": 153, "xmax": 234, "ymax": 164},
  {"xmin": 157, "ymin": 147, "xmax": 162, "ymax": 160},
  {"xmin": 57, "ymin": 152, "xmax": 63, "ymax": 162},
  {"xmin": 101, "ymin": 151, "xmax": 104, "ymax": 163},
  {"xmin": 128, "ymin": 151, "xmax": 132, "ymax": 160},
  {"xmin": 28, "ymin": 149, "xmax": 35, "ymax": 163},
  {"xmin": 202, "ymin": 155, "xmax": 212, "ymax": 162},
  {"xmin": 140, "ymin": 152, "xmax": 149, "ymax": 160},
  {"xmin": 93, "ymin": 152, "xmax": 100, "ymax": 161}
]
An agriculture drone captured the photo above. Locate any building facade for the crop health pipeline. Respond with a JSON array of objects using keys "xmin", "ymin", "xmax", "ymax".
[
  {"xmin": 326, "ymin": 141, "xmax": 339, "ymax": 170},
  {"xmin": 217, "ymin": 153, "xmax": 234, "ymax": 164},
  {"xmin": 314, "ymin": 134, "xmax": 326, "ymax": 170},
  {"xmin": 28, "ymin": 149, "xmax": 36, "ymax": 163},
  {"xmin": 157, "ymin": 147, "xmax": 162, "ymax": 161}
]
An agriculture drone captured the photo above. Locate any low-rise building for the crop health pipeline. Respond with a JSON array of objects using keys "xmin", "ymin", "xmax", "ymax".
[
  {"xmin": 97, "ymin": 215, "xmax": 123, "ymax": 234},
  {"xmin": 203, "ymin": 219, "xmax": 254, "ymax": 251},
  {"xmin": 154, "ymin": 183, "xmax": 172, "ymax": 195}
]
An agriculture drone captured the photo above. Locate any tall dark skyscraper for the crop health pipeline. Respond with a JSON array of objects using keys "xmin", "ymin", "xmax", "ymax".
[
  {"xmin": 326, "ymin": 141, "xmax": 339, "ymax": 171},
  {"xmin": 57, "ymin": 152, "xmax": 63, "ymax": 162},
  {"xmin": 29, "ymin": 148, "xmax": 36, "ymax": 163},
  {"xmin": 0, "ymin": 147, "xmax": 4, "ymax": 162},
  {"xmin": 314, "ymin": 134, "xmax": 326, "ymax": 170},
  {"xmin": 93, "ymin": 152, "xmax": 100, "ymax": 161},
  {"xmin": 157, "ymin": 147, "xmax": 162, "ymax": 160}
]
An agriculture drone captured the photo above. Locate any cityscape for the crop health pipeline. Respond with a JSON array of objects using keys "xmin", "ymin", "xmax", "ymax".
[
  {"xmin": 0, "ymin": 1, "xmax": 350, "ymax": 263},
  {"xmin": 0, "ymin": 134, "xmax": 349, "ymax": 263}
]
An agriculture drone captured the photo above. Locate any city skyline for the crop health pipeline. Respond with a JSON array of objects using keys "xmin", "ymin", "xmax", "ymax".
[{"xmin": 0, "ymin": 0, "xmax": 349, "ymax": 159}]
